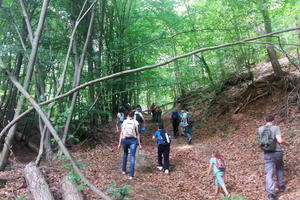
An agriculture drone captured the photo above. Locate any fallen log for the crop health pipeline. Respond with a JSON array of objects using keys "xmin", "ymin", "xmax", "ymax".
[
  {"xmin": 24, "ymin": 162, "xmax": 54, "ymax": 200},
  {"xmin": 61, "ymin": 176, "xmax": 84, "ymax": 200}
]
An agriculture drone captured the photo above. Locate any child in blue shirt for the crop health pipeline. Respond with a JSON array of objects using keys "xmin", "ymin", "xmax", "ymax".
[
  {"xmin": 152, "ymin": 123, "xmax": 170, "ymax": 174},
  {"xmin": 207, "ymin": 150, "xmax": 230, "ymax": 197}
]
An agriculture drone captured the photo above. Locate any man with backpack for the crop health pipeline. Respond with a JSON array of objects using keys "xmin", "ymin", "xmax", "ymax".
[
  {"xmin": 134, "ymin": 107, "xmax": 146, "ymax": 142},
  {"xmin": 152, "ymin": 123, "xmax": 171, "ymax": 174},
  {"xmin": 170, "ymin": 109, "xmax": 181, "ymax": 138},
  {"xmin": 183, "ymin": 108, "xmax": 193, "ymax": 144},
  {"xmin": 118, "ymin": 111, "xmax": 142, "ymax": 180},
  {"xmin": 258, "ymin": 115, "xmax": 289, "ymax": 200}
]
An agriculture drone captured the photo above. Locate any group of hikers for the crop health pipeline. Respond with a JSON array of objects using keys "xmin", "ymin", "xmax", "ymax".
[
  {"xmin": 116, "ymin": 104, "xmax": 289, "ymax": 200},
  {"xmin": 150, "ymin": 103, "xmax": 163, "ymax": 123}
]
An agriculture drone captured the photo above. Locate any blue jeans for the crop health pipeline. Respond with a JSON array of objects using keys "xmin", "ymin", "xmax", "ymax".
[
  {"xmin": 122, "ymin": 138, "xmax": 138, "ymax": 177},
  {"xmin": 184, "ymin": 125, "xmax": 192, "ymax": 142},
  {"xmin": 264, "ymin": 151, "xmax": 284, "ymax": 196}
]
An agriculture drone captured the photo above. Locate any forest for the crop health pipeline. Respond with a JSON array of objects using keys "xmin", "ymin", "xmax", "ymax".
[{"xmin": 0, "ymin": 0, "xmax": 300, "ymax": 199}]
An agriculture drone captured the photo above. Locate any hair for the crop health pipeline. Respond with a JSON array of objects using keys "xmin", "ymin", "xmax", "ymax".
[
  {"xmin": 266, "ymin": 115, "xmax": 275, "ymax": 122},
  {"xmin": 212, "ymin": 150, "xmax": 222, "ymax": 158},
  {"xmin": 158, "ymin": 123, "xmax": 164, "ymax": 129},
  {"xmin": 128, "ymin": 111, "xmax": 135, "ymax": 118}
]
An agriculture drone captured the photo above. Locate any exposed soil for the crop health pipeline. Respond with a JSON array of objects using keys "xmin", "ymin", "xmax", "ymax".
[{"xmin": 0, "ymin": 60, "xmax": 299, "ymax": 200}]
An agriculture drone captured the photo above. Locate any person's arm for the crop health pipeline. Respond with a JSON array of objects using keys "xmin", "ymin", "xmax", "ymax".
[
  {"xmin": 117, "ymin": 128, "xmax": 123, "ymax": 150},
  {"xmin": 136, "ymin": 125, "xmax": 142, "ymax": 149},
  {"xmin": 276, "ymin": 134, "xmax": 289, "ymax": 146},
  {"xmin": 207, "ymin": 162, "xmax": 213, "ymax": 175},
  {"xmin": 152, "ymin": 131, "xmax": 157, "ymax": 140},
  {"xmin": 141, "ymin": 114, "xmax": 146, "ymax": 127}
]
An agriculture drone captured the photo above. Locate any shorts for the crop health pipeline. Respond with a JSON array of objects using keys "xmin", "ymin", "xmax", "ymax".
[
  {"xmin": 117, "ymin": 120, "xmax": 123, "ymax": 126},
  {"xmin": 215, "ymin": 171, "xmax": 225, "ymax": 186}
]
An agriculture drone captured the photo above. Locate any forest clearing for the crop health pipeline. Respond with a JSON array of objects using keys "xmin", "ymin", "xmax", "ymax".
[{"xmin": 0, "ymin": 0, "xmax": 300, "ymax": 200}]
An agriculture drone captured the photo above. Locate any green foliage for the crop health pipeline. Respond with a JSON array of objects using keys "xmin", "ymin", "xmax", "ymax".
[
  {"xmin": 16, "ymin": 193, "xmax": 28, "ymax": 200},
  {"xmin": 222, "ymin": 195, "xmax": 248, "ymax": 200},
  {"xmin": 105, "ymin": 181, "xmax": 131, "ymax": 200},
  {"xmin": 251, "ymin": 138, "xmax": 260, "ymax": 145},
  {"xmin": 58, "ymin": 155, "xmax": 87, "ymax": 191}
]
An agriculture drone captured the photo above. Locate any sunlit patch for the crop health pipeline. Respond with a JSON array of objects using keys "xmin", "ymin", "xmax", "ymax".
[{"xmin": 175, "ymin": 145, "xmax": 193, "ymax": 150}]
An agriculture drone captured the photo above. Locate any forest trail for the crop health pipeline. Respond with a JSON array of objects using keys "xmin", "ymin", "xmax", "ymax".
[
  {"xmin": 0, "ymin": 102, "xmax": 299, "ymax": 200},
  {"xmin": 0, "ymin": 69, "xmax": 300, "ymax": 199},
  {"xmin": 78, "ymin": 99, "xmax": 300, "ymax": 200}
]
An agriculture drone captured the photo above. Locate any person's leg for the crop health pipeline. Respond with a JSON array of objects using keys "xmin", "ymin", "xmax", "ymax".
[
  {"xmin": 216, "ymin": 172, "xmax": 229, "ymax": 195},
  {"xmin": 215, "ymin": 185, "xmax": 219, "ymax": 194},
  {"xmin": 163, "ymin": 145, "xmax": 170, "ymax": 170},
  {"xmin": 157, "ymin": 145, "xmax": 163, "ymax": 167},
  {"xmin": 172, "ymin": 121, "xmax": 176, "ymax": 137},
  {"xmin": 129, "ymin": 140, "xmax": 137, "ymax": 177},
  {"xmin": 138, "ymin": 124, "xmax": 142, "ymax": 143},
  {"xmin": 122, "ymin": 139, "xmax": 129, "ymax": 173},
  {"xmin": 184, "ymin": 126, "xmax": 191, "ymax": 143},
  {"xmin": 274, "ymin": 152, "xmax": 284, "ymax": 190},
  {"xmin": 264, "ymin": 153, "xmax": 275, "ymax": 198},
  {"xmin": 174, "ymin": 122, "xmax": 179, "ymax": 137}
]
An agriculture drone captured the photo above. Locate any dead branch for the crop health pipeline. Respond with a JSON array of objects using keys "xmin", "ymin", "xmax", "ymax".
[
  {"xmin": 24, "ymin": 162, "xmax": 54, "ymax": 200},
  {"xmin": 1, "ymin": 67, "xmax": 111, "ymax": 199}
]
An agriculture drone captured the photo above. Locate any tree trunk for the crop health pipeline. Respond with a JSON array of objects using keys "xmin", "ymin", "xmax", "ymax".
[
  {"xmin": 0, "ymin": 0, "xmax": 50, "ymax": 171},
  {"xmin": 24, "ymin": 162, "xmax": 54, "ymax": 200},
  {"xmin": 61, "ymin": 176, "xmax": 84, "ymax": 200},
  {"xmin": 260, "ymin": 0, "xmax": 284, "ymax": 76},
  {"xmin": 172, "ymin": 39, "xmax": 186, "ymax": 97},
  {"xmin": 62, "ymin": 2, "xmax": 95, "ymax": 145},
  {"xmin": 295, "ymin": 17, "xmax": 300, "ymax": 61},
  {"xmin": 196, "ymin": 54, "xmax": 215, "ymax": 86}
]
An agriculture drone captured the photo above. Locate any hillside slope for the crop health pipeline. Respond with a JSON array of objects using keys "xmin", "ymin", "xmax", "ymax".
[{"xmin": 0, "ymin": 60, "xmax": 299, "ymax": 200}]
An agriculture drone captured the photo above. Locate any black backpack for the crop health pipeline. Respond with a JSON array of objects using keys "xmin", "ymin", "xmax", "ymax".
[
  {"xmin": 160, "ymin": 130, "xmax": 171, "ymax": 145},
  {"xmin": 259, "ymin": 125, "xmax": 276, "ymax": 152},
  {"xmin": 186, "ymin": 112, "xmax": 194, "ymax": 125},
  {"xmin": 171, "ymin": 111, "xmax": 179, "ymax": 121},
  {"xmin": 135, "ymin": 113, "xmax": 144, "ymax": 123}
]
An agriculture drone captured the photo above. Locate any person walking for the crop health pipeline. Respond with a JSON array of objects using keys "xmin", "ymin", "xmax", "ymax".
[
  {"xmin": 258, "ymin": 115, "xmax": 289, "ymax": 200},
  {"xmin": 150, "ymin": 103, "xmax": 156, "ymax": 121},
  {"xmin": 182, "ymin": 108, "xmax": 193, "ymax": 144},
  {"xmin": 152, "ymin": 123, "xmax": 171, "ymax": 174},
  {"xmin": 170, "ymin": 109, "xmax": 181, "ymax": 138},
  {"xmin": 207, "ymin": 150, "xmax": 230, "ymax": 198},
  {"xmin": 118, "ymin": 111, "xmax": 142, "ymax": 180},
  {"xmin": 116, "ymin": 107, "xmax": 125, "ymax": 133},
  {"xmin": 134, "ymin": 107, "xmax": 146, "ymax": 142},
  {"xmin": 156, "ymin": 106, "xmax": 162, "ymax": 123}
]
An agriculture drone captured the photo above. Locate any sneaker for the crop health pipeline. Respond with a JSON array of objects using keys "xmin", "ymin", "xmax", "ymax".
[
  {"xmin": 187, "ymin": 138, "xmax": 192, "ymax": 144},
  {"xmin": 268, "ymin": 194, "xmax": 276, "ymax": 200},
  {"xmin": 129, "ymin": 176, "xmax": 133, "ymax": 180},
  {"xmin": 157, "ymin": 166, "xmax": 163, "ymax": 171},
  {"xmin": 122, "ymin": 171, "xmax": 126, "ymax": 175},
  {"xmin": 164, "ymin": 169, "xmax": 169, "ymax": 174},
  {"xmin": 226, "ymin": 193, "xmax": 231, "ymax": 198},
  {"xmin": 279, "ymin": 186, "xmax": 285, "ymax": 192}
]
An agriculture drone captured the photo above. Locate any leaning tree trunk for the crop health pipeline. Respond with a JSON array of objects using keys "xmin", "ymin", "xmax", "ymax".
[
  {"xmin": 260, "ymin": 0, "xmax": 285, "ymax": 76},
  {"xmin": 24, "ymin": 162, "xmax": 54, "ymax": 200},
  {"xmin": 0, "ymin": 63, "xmax": 111, "ymax": 200},
  {"xmin": 0, "ymin": 0, "xmax": 50, "ymax": 171},
  {"xmin": 61, "ymin": 2, "xmax": 95, "ymax": 145}
]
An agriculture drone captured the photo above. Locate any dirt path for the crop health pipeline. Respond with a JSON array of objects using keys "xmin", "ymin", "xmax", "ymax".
[
  {"xmin": 0, "ymin": 101, "xmax": 299, "ymax": 200},
  {"xmin": 82, "ymin": 104, "xmax": 300, "ymax": 200}
]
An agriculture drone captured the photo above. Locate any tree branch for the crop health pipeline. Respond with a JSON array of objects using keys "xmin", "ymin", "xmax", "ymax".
[{"xmin": 0, "ymin": 64, "xmax": 111, "ymax": 200}]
